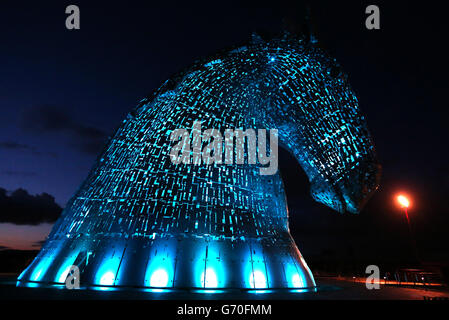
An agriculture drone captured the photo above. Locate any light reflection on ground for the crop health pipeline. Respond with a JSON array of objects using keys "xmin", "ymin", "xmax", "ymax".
[{"xmin": 1, "ymin": 276, "xmax": 448, "ymax": 300}]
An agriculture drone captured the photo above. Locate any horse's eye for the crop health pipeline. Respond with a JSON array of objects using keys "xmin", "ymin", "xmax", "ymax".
[{"xmin": 329, "ymin": 65, "xmax": 341, "ymax": 78}]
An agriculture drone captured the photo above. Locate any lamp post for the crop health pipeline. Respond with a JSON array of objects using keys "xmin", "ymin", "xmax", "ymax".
[
  {"xmin": 397, "ymin": 195, "xmax": 411, "ymax": 232},
  {"xmin": 396, "ymin": 194, "xmax": 419, "ymax": 264}
]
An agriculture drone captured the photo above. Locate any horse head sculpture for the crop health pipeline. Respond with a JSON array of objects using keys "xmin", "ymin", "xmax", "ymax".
[{"xmin": 18, "ymin": 33, "xmax": 380, "ymax": 290}]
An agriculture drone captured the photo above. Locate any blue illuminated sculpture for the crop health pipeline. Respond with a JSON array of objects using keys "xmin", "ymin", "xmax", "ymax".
[{"xmin": 18, "ymin": 33, "xmax": 380, "ymax": 290}]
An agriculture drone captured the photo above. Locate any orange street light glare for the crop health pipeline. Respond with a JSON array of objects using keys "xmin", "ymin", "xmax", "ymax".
[{"xmin": 397, "ymin": 195, "xmax": 410, "ymax": 208}]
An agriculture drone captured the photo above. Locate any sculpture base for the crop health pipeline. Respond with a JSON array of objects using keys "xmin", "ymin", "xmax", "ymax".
[{"xmin": 17, "ymin": 234, "xmax": 315, "ymax": 290}]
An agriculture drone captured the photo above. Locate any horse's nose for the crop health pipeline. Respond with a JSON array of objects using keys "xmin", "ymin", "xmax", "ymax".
[
  {"xmin": 310, "ymin": 162, "xmax": 380, "ymax": 214},
  {"xmin": 338, "ymin": 163, "xmax": 381, "ymax": 214}
]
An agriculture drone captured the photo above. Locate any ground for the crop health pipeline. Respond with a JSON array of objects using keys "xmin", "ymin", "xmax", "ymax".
[{"xmin": 1, "ymin": 274, "xmax": 448, "ymax": 300}]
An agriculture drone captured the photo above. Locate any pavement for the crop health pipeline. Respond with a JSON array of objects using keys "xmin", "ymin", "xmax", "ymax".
[{"xmin": 1, "ymin": 274, "xmax": 448, "ymax": 300}]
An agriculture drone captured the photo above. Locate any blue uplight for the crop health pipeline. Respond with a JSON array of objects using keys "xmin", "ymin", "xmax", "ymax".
[
  {"xmin": 29, "ymin": 257, "xmax": 53, "ymax": 282},
  {"xmin": 194, "ymin": 289, "xmax": 224, "ymax": 294},
  {"xmin": 57, "ymin": 265, "xmax": 72, "ymax": 284},
  {"xmin": 55, "ymin": 252, "xmax": 79, "ymax": 283},
  {"xmin": 150, "ymin": 268, "xmax": 169, "ymax": 287},
  {"xmin": 249, "ymin": 270, "xmax": 267, "ymax": 289},
  {"xmin": 285, "ymin": 263, "xmax": 306, "ymax": 288},
  {"xmin": 196, "ymin": 245, "xmax": 225, "ymax": 288},
  {"xmin": 95, "ymin": 258, "xmax": 120, "ymax": 286},
  {"xmin": 100, "ymin": 272, "xmax": 115, "ymax": 286},
  {"xmin": 201, "ymin": 267, "xmax": 218, "ymax": 288},
  {"xmin": 145, "ymin": 246, "xmax": 175, "ymax": 288},
  {"xmin": 291, "ymin": 273, "xmax": 305, "ymax": 288},
  {"xmin": 248, "ymin": 289, "xmax": 273, "ymax": 294}
]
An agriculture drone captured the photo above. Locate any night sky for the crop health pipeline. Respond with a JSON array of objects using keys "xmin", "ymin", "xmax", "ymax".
[{"xmin": 0, "ymin": 1, "xmax": 447, "ymax": 267}]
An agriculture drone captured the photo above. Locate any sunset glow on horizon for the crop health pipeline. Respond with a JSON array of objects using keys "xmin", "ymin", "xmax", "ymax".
[{"xmin": 0, "ymin": 223, "xmax": 51, "ymax": 250}]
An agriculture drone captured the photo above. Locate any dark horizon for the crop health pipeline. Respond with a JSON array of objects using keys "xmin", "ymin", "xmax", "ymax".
[{"xmin": 0, "ymin": 1, "xmax": 448, "ymax": 271}]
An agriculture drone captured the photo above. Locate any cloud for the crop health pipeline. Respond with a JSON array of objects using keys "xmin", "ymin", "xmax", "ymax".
[
  {"xmin": 32, "ymin": 240, "xmax": 46, "ymax": 248},
  {"xmin": 22, "ymin": 105, "xmax": 109, "ymax": 155},
  {"xmin": 0, "ymin": 187, "xmax": 62, "ymax": 225},
  {"xmin": 0, "ymin": 140, "xmax": 57, "ymax": 158},
  {"xmin": 0, "ymin": 141, "xmax": 33, "ymax": 151}
]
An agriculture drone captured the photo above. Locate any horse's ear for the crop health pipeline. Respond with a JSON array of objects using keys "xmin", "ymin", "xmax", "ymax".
[
  {"xmin": 280, "ymin": 6, "xmax": 319, "ymax": 45},
  {"xmin": 303, "ymin": 6, "xmax": 319, "ymax": 45},
  {"xmin": 250, "ymin": 32, "xmax": 265, "ymax": 45},
  {"xmin": 303, "ymin": 32, "xmax": 318, "ymax": 45}
]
